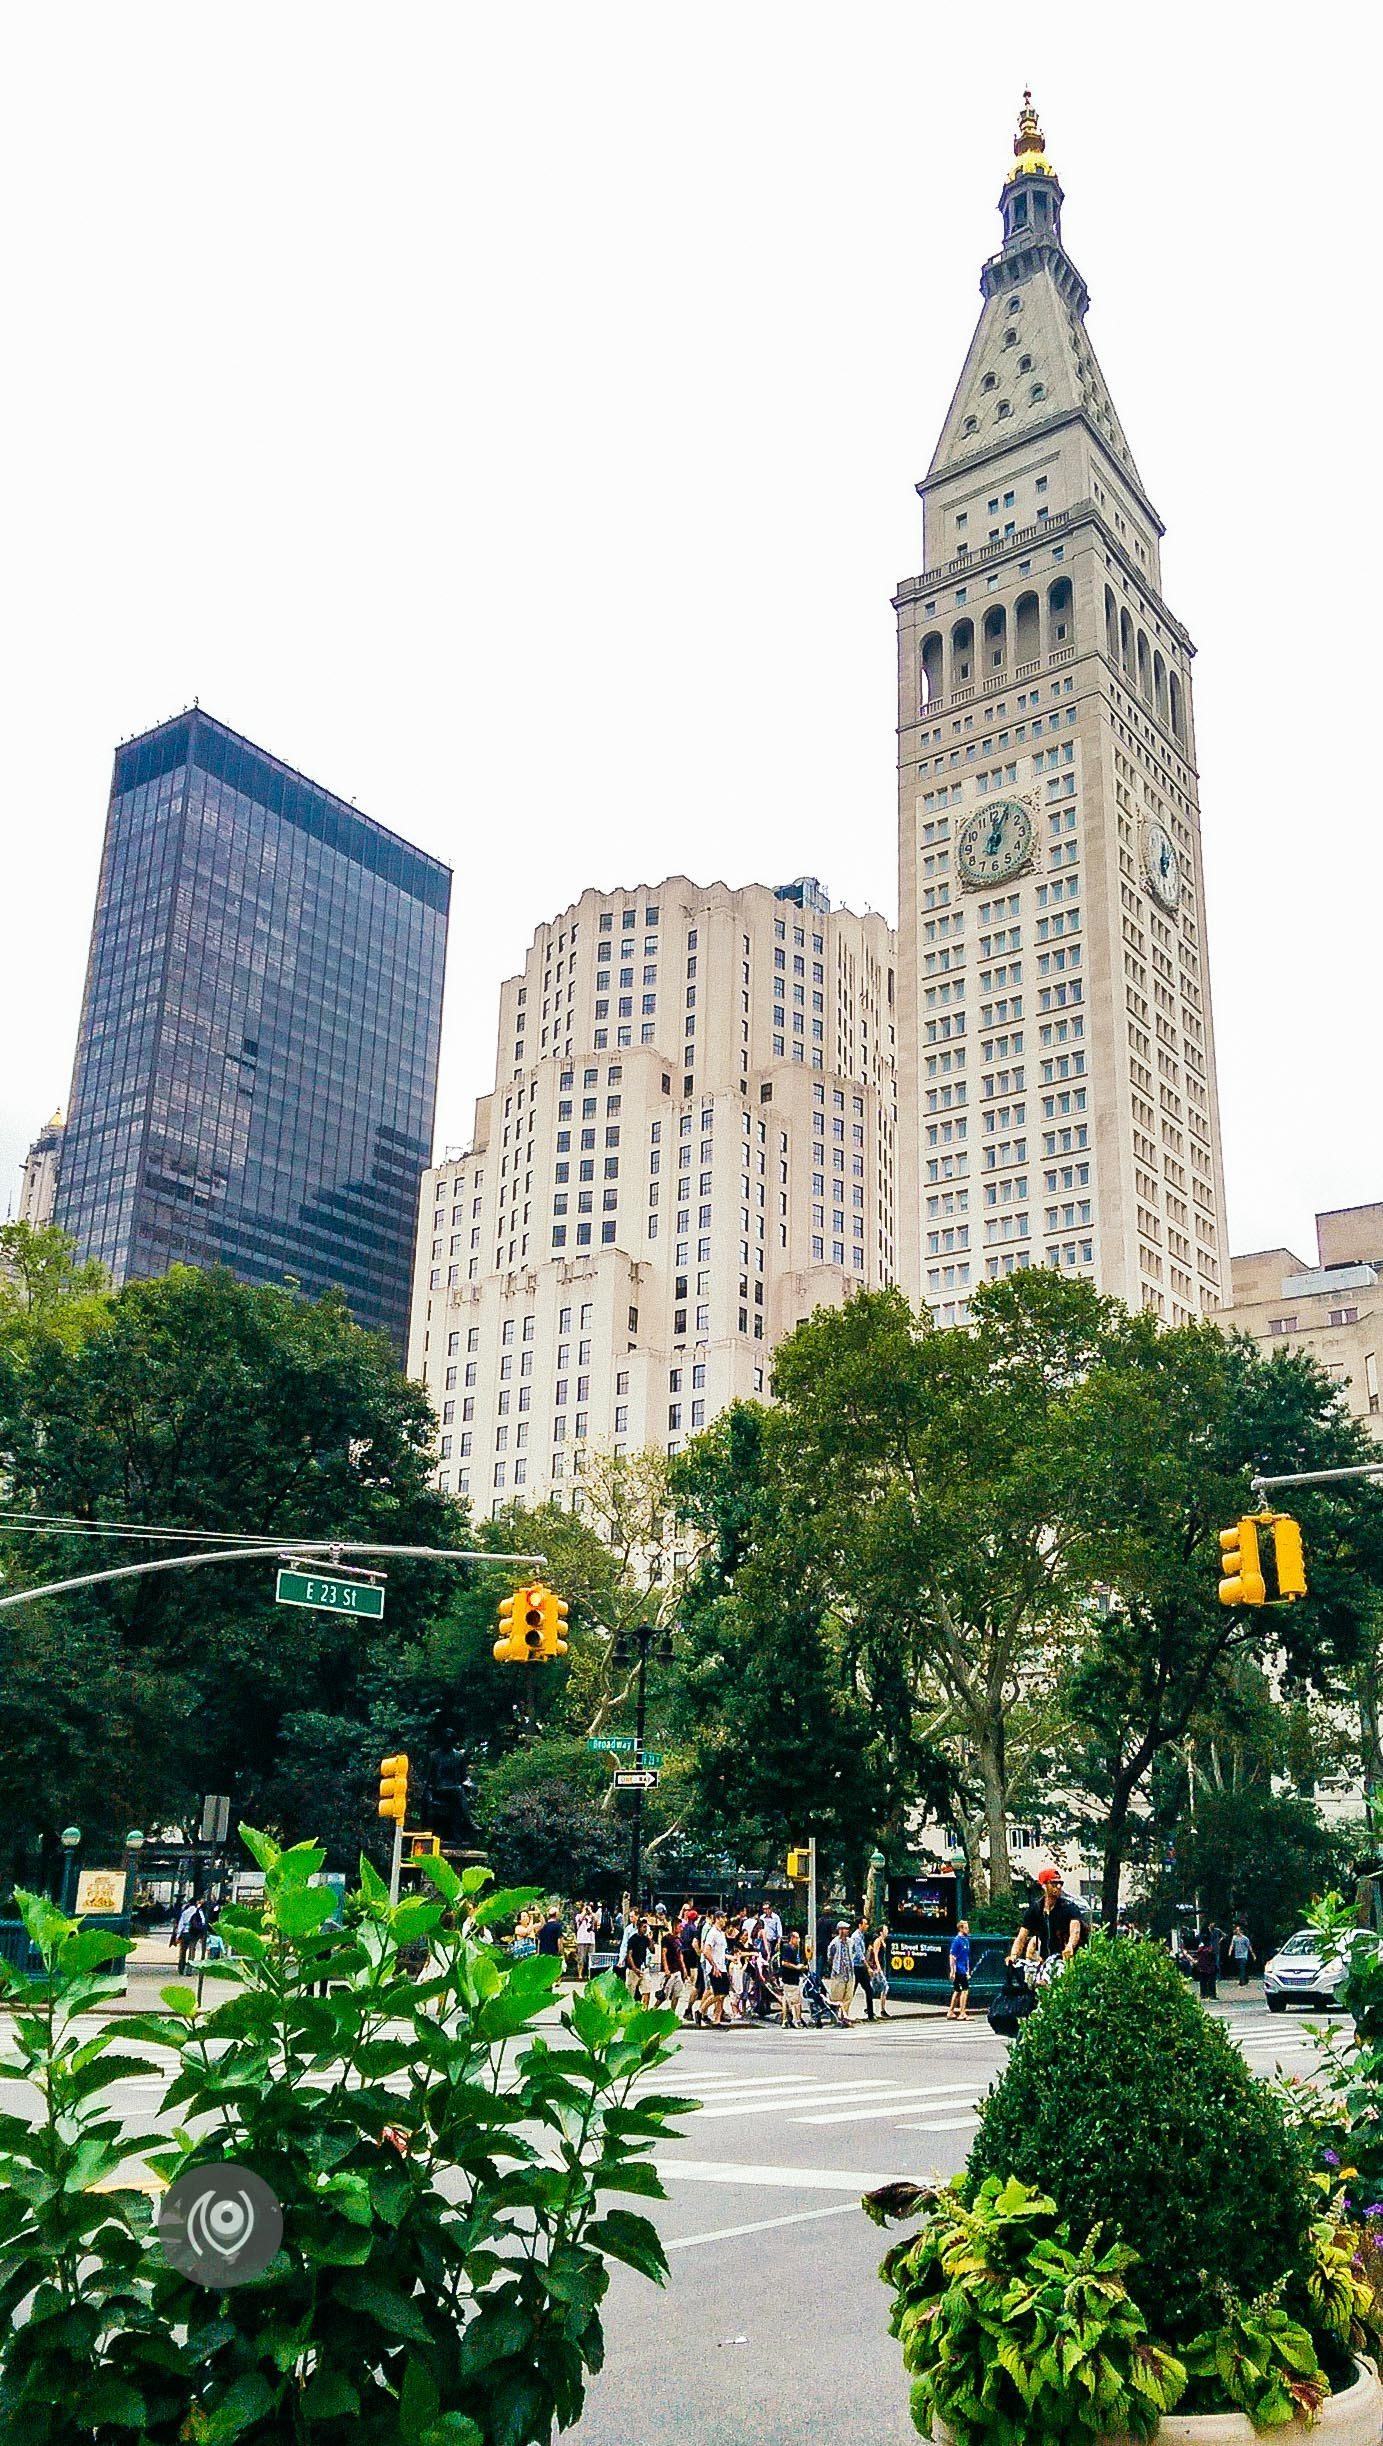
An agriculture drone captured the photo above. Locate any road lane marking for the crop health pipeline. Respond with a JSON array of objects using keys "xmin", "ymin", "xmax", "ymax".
[
  {"xmin": 686, "ymin": 2082, "xmax": 908, "ymax": 2120},
  {"xmin": 897, "ymin": 2115, "xmax": 981, "ymax": 2135},
  {"xmin": 793, "ymin": 2081, "xmax": 981, "ymax": 2126},
  {"xmin": 667, "ymin": 2202, "xmax": 861, "ymax": 2251},
  {"xmin": 655, "ymin": 2160, "xmax": 890, "ymax": 2190}
]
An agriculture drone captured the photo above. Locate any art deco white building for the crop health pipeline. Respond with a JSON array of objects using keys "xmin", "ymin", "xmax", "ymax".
[
  {"xmin": 17, "ymin": 1111, "xmax": 63, "ymax": 1226},
  {"xmin": 408, "ymin": 877, "xmax": 895, "ymax": 1508},
  {"xmin": 895, "ymin": 98, "xmax": 1227, "ymax": 1325}
]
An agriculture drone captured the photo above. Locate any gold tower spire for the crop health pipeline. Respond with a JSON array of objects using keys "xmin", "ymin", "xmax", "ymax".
[{"xmin": 1006, "ymin": 88, "xmax": 1054, "ymax": 184}]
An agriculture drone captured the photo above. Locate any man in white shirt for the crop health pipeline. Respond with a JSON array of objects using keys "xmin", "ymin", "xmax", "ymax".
[
  {"xmin": 759, "ymin": 1902, "xmax": 783, "ymax": 1963},
  {"xmin": 574, "ymin": 1905, "xmax": 596, "ymax": 1983},
  {"xmin": 697, "ymin": 1915, "xmax": 731, "ymax": 2024}
]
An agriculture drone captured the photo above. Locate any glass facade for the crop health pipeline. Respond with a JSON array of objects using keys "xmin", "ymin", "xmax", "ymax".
[{"xmin": 54, "ymin": 710, "xmax": 449, "ymax": 1356}]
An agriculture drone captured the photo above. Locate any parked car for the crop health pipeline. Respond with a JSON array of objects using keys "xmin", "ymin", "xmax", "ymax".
[{"xmin": 1262, "ymin": 1928, "xmax": 1354, "ymax": 2011}]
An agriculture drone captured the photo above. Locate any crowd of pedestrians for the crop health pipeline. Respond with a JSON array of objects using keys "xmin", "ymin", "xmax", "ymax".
[{"xmin": 531, "ymin": 1897, "xmax": 891, "ymax": 2028}]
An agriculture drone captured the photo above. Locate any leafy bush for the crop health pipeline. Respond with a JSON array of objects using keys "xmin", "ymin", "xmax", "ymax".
[
  {"xmin": 0, "ymin": 1827, "xmax": 694, "ymax": 2445},
  {"xmin": 871, "ymin": 2173, "xmax": 1185, "ymax": 2444},
  {"xmin": 966, "ymin": 1938, "xmax": 1315, "ymax": 2341},
  {"xmin": 1182, "ymin": 2280, "xmax": 1325, "ymax": 2428}
]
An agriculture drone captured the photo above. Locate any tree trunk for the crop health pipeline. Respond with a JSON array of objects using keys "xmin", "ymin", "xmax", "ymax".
[
  {"xmin": 1099, "ymin": 1764, "xmax": 1144, "ymax": 1930},
  {"xmin": 976, "ymin": 1733, "xmax": 1013, "ymax": 1898}
]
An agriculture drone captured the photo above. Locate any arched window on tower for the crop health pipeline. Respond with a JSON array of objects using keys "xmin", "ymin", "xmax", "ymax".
[
  {"xmin": 1169, "ymin": 670, "xmax": 1185, "ymax": 743},
  {"xmin": 1015, "ymin": 590, "xmax": 1040, "ymax": 667},
  {"xmin": 1119, "ymin": 606, "xmax": 1135, "ymax": 679},
  {"xmin": 1153, "ymin": 649, "xmax": 1169, "ymax": 726},
  {"xmin": 1136, "ymin": 629, "xmax": 1153, "ymax": 704},
  {"xmin": 920, "ymin": 632, "xmax": 944, "ymax": 706},
  {"xmin": 1047, "ymin": 575, "xmax": 1073, "ymax": 651},
  {"xmin": 950, "ymin": 618, "xmax": 974, "ymax": 689},
  {"xmin": 983, "ymin": 603, "xmax": 1007, "ymax": 672},
  {"xmin": 1104, "ymin": 586, "xmax": 1119, "ymax": 661}
]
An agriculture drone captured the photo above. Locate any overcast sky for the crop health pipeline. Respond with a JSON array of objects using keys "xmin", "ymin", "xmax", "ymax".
[{"xmin": 1, "ymin": 6, "xmax": 1376, "ymax": 1268}]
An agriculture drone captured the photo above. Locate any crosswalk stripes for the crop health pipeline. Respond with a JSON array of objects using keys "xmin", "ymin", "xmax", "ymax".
[{"xmin": 634, "ymin": 2026, "xmax": 1322, "ymax": 2145}]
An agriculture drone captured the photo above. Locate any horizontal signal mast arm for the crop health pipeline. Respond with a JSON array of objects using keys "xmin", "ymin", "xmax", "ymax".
[{"xmin": 0, "ymin": 1538, "xmax": 545, "ymax": 1613}]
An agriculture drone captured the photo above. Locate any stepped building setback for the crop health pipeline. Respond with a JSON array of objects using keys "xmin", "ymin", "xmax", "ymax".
[
  {"xmin": 407, "ymin": 876, "xmax": 895, "ymax": 1509},
  {"xmin": 1223, "ymin": 1205, "xmax": 1383, "ymax": 1448},
  {"xmin": 895, "ymin": 97, "xmax": 1228, "ymax": 1323}
]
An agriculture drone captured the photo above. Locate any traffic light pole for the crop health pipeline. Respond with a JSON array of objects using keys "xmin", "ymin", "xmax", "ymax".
[
  {"xmin": 0, "ymin": 1535, "xmax": 546, "ymax": 1614},
  {"xmin": 388, "ymin": 1817, "xmax": 404, "ymax": 1908},
  {"xmin": 1251, "ymin": 1464, "xmax": 1383, "ymax": 1497},
  {"xmin": 628, "ymin": 1624, "xmax": 652, "ymax": 1912},
  {"xmin": 808, "ymin": 1836, "xmax": 818, "ymax": 1979}
]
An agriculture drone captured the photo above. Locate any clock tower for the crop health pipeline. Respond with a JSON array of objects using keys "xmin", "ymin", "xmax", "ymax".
[{"xmin": 895, "ymin": 96, "xmax": 1227, "ymax": 1327}]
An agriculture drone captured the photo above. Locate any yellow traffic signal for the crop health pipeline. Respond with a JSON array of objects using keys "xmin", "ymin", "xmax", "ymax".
[
  {"xmin": 1218, "ymin": 1518, "xmax": 1265, "ymax": 1607},
  {"xmin": 544, "ymin": 1588, "xmax": 570, "ymax": 1659},
  {"xmin": 495, "ymin": 1582, "xmax": 570, "ymax": 1662},
  {"xmin": 408, "ymin": 1831, "xmax": 441, "ymax": 1860},
  {"xmin": 787, "ymin": 1847, "xmax": 811, "ymax": 1882},
  {"xmin": 377, "ymin": 1753, "xmax": 410, "ymax": 1822},
  {"xmin": 494, "ymin": 1590, "xmax": 519, "ymax": 1661},
  {"xmin": 495, "ymin": 1583, "xmax": 546, "ymax": 1663},
  {"xmin": 1266, "ymin": 1511, "xmax": 1307, "ymax": 1602}
]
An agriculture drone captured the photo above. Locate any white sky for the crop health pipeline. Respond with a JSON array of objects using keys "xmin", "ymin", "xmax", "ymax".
[{"xmin": 1, "ymin": 6, "xmax": 1377, "ymax": 1268}]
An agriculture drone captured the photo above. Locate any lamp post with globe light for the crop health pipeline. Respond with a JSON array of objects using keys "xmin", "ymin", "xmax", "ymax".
[{"xmin": 58, "ymin": 1826, "xmax": 81, "ymax": 1915}]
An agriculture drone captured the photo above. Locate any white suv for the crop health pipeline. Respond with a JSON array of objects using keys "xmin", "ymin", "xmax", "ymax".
[{"xmin": 1262, "ymin": 1929, "xmax": 1352, "ymax": 2012}]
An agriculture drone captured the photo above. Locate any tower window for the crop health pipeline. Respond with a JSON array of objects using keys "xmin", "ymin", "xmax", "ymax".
[{"xmin": 981, "ymin": 372, "xmax": 997, "ymax": 392}]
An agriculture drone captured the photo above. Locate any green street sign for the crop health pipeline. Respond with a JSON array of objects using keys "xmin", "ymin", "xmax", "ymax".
[
  {"xmin": 588, "ymin": 1734, "xmax": 636, "ymax": 1753},
  {"xmin": 640, "ymin": 1751, "xmax": 664, "ymax": 1767},
  {"xmin": 275, "ymin": 1569, "xmax": 384, "ymax": 1620}
]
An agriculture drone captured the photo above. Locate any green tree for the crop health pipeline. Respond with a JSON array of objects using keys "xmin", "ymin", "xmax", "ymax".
[
  {"xmin": 0, "ymin": 1221, "xmax": 108, "ymax": 1351},
  {"xmin": 672, "ymin": 1404, "xmax": 893, "ymax": 1886},
  {"xmin": 766, "ymin": 1274, "xmax": 1116, "ymax": 1896},
  {"xmin": 1058, "ymin": 1321, "xmax": 1383, "ymax": 1925},
  {"xmin": 1139, "ymin": 1785, "xmax": 1349, "ymax": 1955},
  {"xmin": 0, "ymin": 1266, "xmax": 465, "ymax": 1870}
]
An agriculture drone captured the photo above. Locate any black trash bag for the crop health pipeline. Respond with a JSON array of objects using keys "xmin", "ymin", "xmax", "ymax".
[{"xmin": 986, "ymin": 1966, "xmax": 1037, "ymax": 2038}]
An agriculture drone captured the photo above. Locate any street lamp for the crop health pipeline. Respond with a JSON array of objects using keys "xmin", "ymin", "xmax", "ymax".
[
  {"xmin": 123, "ymin": 1829, "xmax": 146, "ymax": 1930},
  {"xmin": 59, "ymin": 1825, "xmax": 82, "ymax": 1915},
  {"xmin": 610, "ymin": 1622, "xmax": 675, "ymax": 1910}
]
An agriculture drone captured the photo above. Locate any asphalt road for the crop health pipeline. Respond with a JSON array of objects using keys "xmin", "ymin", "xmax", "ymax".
[
  {"xmin": 0, "ymin": 1992, "xmax": 1334, "ymax": 2446},
  {"xmin": 571, "ymin": 1998, "xmax": 1333, "ymax": 2445}
]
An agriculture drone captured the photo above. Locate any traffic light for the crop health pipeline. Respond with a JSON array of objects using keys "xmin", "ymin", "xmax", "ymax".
[
  {"xmin": 377, "ymin": 1753, "xmax": 410, "ymax": 1823},
  {"xmin": 1266, "ymin": 1511, "xmax": 1307, "ymax": 1603},
  {"xmin": 1218, "ymin": 1513, "xmax": 1308, "ymax": 1607},
  {"xmin": 1218, "ymin": 1518, "xmax": 1265, "ymax": 1607},
  {"xmin": 494, "ymin": 1584, "xmax": 546, "ymax": 1663},
  {"xmin": 543, "ymin": 1588, "xmax": 570, "ymax": 1659},
  {"xmin": 408, "ymin": 1831, "xmax": 441, "ymax": 1860},
  {"xmin": 787, "ymin": 1846, "xmax": 811, "ymax": 1882},
  {"xmin": 495, "ymin": 1583, "xmax": 570, "ymax": 1662}
]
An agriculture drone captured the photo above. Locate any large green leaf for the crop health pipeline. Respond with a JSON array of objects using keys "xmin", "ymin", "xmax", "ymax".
[{"xmin": 584, "ymin": 2209, "xmax": 670, "ymax": 2283}]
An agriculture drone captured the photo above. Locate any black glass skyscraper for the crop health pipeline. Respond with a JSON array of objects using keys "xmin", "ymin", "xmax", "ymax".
[{"xmin": 55, "ymin": 709, "xmax": 449, "ymax": 1355}]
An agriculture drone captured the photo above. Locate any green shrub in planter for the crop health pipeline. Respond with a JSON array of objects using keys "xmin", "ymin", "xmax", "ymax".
[
  {"xmin": 873, "ymin": 2172, "xmax": 1186, "ymax": 2445},
  {"xmin": 0, "ymin": 1828, "xmax": 694, "ymax": 2446},
  {"xmin": 966, "ymin": 1939, "xmax": 1314, "ymax": 2340}
]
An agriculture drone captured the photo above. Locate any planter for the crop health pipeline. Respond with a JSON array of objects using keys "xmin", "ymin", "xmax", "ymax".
[
  {"xmin": 929, "ymin": 2355, "xmax": 1383, "ymax": 2445},
  {"xmin": 1151, "ymin": 2356, "xmax": 1383, "ymax": 2446}
]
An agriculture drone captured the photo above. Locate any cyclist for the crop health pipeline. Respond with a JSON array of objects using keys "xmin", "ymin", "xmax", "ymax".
[{"xmin": 1008, "ymin": 1866, "xmax": 1084, "ymax": 1979}]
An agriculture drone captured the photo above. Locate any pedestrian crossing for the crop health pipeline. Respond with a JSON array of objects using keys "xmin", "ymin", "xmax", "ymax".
[{"xmin": 635, "ymin": 2030, "xmax": 1319, "ymax": 2142}]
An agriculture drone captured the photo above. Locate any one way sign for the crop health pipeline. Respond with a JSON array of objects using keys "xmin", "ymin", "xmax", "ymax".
[{"xmin": 613, "ymin": 1768, "xmax": 660, "ymax": 1790}]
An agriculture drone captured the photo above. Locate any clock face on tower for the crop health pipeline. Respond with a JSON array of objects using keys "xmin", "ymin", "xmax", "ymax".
[
  {"xmin": 1141, "ymin": 819, "xmax": 1182, "ymax": 912},
  {"xmin": 957, "ymin": 797, "xmax": 1036, "ymax": 888}
]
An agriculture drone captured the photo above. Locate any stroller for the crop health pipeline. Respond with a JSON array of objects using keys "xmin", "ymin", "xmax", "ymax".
[
  {"xmin": 802, "ymin": 1963, "xmax": 849, "ymax": 2029},
  {"xmin": 740, "ymin": 1954, "xmax": 778, "ymax": 2021}
]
